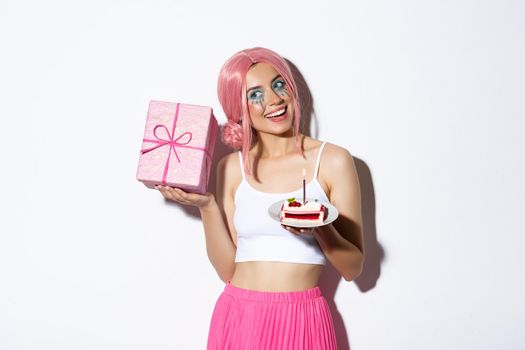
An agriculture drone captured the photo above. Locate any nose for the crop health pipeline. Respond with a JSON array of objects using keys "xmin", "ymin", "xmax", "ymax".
[{"xmin": 267, "ymin": 88, "xmax": 284, "ymax": 106}]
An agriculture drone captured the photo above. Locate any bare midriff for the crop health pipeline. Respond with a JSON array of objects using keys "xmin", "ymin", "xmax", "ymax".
[{"xmin": 230, "ymin": 261, "xmax": 324, "ymax": 292}]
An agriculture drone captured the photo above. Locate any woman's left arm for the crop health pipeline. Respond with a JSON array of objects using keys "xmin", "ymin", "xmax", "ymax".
[{"xmin": 314, "ymin": 145, "xmax": 364, "ymax": 281}]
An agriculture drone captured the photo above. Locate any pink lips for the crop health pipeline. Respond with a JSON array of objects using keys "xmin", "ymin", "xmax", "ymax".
[
  {"xmin": 265, "ymin": 106, "xmax": 289, "ymax": 123},
  {"xmin": 268, "ymin": 111, "xmax": 288, "ymax": 122}
]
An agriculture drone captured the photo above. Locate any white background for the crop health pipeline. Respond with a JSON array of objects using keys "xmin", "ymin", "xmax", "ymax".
[{"xmin": 1, "ymin": 1, "xmax": 524, "ymax": 349}]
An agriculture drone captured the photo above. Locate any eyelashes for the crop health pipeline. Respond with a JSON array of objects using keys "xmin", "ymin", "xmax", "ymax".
[
  {"xmin": 272, "ymin": 79, "xmax": 286, "ymax": 92},
  {"xmin": 273, "ymin": 79, "xmax": 289, "ymax": 99},
  {"xmin": 247, "ymin": 79, "xmax": 288, "ymax": 105},
  {"xmin": 248, "ymin": 89, "xmax": 264, "ymax": 103}
]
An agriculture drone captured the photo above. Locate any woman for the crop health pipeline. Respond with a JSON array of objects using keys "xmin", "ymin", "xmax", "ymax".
[{"xmin": 156, "ymin": 47, "xmax": 364, "ymax": 349}]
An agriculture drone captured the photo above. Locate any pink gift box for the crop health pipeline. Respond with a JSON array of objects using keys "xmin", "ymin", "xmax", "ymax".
[{"xmin": 136, "ymin": 100, "xmax": 218, "ymax": 194}]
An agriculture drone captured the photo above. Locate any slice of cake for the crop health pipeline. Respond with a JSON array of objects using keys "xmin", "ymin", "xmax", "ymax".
[{"xmin": 280, "ymin": 198, "xmax": 327, "ymax": 225}]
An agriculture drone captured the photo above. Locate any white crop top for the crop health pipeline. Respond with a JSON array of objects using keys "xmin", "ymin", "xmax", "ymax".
[{"xmin": 233, "ymin": 141, "xmax": 330, "ymax": 265}]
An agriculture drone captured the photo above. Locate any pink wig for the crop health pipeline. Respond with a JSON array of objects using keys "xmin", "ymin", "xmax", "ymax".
[{"xmin": 217, "ymin": 47, "xmax": 302, "ymax": 175}]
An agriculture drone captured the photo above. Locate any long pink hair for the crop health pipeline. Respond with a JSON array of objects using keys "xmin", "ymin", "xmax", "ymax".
[{"xmin": 217, "ymin": 47, "xmax": 302, "ymax": 175}]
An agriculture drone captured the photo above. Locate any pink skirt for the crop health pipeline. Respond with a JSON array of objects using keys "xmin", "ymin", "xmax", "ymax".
[{"xmin": 207, "ymin": 283, "xmax": 337, "ymax": 349}]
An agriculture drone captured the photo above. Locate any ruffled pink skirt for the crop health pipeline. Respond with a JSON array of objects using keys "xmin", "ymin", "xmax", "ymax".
[{"xmin": 207, "ymin": 283, "xmax": 337, "ymax": 349}]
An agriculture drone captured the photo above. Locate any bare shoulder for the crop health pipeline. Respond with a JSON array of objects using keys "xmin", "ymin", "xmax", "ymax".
[
  {"xmin": 322, "ymin": 142, "xmax": 355, "ymax": 171},
  {"xmin": 318, "ymin": 142, "xmax": 358, "ymax": 193},
  {"xmin": 218, "ymin": 151, "xmax": 240, "ymax": 171}
]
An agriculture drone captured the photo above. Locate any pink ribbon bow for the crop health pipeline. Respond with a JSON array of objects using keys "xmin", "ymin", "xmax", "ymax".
[{"xmin": 140, "ymin": 103, "xmax": 211, "ymax": 186}]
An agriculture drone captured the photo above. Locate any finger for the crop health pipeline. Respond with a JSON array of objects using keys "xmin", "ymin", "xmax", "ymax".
[
  {"xmin": 287, "ymin": 225, "xmax": 313, "ymax": 235},
  {"xmin": 300, "ymin": 228, "xmax": 314, "ymax": 235},
  {"xmin": 168, "ymin": 188, "xmax": 189, "ymax": 203},
  {"xmin": 156, "ymin": 185, "xmax": 168, "ymax": 197},
  {"xmin": 176, "ymin": 188, "xmax": 205, "ymax": 204},
  {"xmin": 158, "ymin": 186, "xmax": 181, "ymax": 202},
  {"xmin": 169, "ymin": 188, "xmax": 190, "ymax": 203},
  {"xmin": 281, "ymin": 225, "xmax": 301, "ymax": 235},
  {"xmin": 173, "ymin": 187, "xmax": 187, "ymax": 198}
]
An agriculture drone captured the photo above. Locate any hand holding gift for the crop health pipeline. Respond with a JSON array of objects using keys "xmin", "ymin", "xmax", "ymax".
[{"xmin": 156, "ymin": 185, "xmax": 214, "ymax": 209}]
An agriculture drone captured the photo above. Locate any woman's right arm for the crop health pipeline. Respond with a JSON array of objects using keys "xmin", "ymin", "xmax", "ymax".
[
  {"xmin": 197, "ymin": 155, "xmax": 238, "ymax": 282},
  {"xmin": 156, "ymin": 154, "xmax": 238, "ymax": 282}
]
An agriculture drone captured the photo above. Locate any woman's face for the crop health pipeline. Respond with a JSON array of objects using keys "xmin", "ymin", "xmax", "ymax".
[{"xmin": 245, "ymin": 62, "xmax": 294, "ymax": 135}]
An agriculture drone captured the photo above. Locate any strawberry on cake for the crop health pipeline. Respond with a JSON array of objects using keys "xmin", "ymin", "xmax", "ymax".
[{"xmin": 280, "ymin": 198, "xmax": 327, "ymax": 226}]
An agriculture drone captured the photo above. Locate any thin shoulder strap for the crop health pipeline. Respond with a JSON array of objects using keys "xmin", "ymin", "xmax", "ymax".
[
  {"xmin": 314, "ymin": 141, "xmax": 328, "ymax": 179},
  {"xmin": 238, "ymin": 151, "xmax": 246, "ymax": 180}
]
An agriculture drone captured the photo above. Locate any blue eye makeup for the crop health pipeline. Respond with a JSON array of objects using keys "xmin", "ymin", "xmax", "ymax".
[
  {"xmin": 248, "ymin": 89, "xmax": 264, "ymax": 103},
  {"xmin": 272, "ymin": 79, "xmax": 286, "ymax": 91},
  {"xmin": 247, "ymin": 76, "xmax": 287, "ymax": 105}
]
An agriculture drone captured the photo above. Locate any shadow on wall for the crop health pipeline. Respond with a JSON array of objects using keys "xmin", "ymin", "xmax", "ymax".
[
  {"xmin": 288, "ymin": 59, "xmax": 386, "ymax": 350},
  {"xmin": 353, "ymin": 158, "xmax": 385, "ymax": 293}
]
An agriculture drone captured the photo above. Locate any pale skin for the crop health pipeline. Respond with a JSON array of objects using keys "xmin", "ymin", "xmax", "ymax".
[{"xmin": 157, "ymin": 62, "xmax": 364, "ymax": 292}]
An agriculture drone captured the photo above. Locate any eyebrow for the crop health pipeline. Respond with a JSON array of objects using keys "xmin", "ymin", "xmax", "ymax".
[{"xmin": 246, "ymin": 74, "xmax": 283, "ymax": 93}]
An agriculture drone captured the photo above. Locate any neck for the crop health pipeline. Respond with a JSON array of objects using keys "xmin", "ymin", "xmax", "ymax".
[{"xmin": 253, "ymin": 131, "xmax": 303, "ymax": 158}]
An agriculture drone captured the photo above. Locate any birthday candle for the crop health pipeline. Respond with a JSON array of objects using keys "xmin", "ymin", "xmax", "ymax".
[{"xmin": 303, "ymin": 168, "xmax": 306, "ymax": 204}]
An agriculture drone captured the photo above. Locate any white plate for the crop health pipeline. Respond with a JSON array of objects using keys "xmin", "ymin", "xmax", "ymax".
[{"xmin": 268, "ymin": 198, "xmax": 339, "ymax": 228}]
